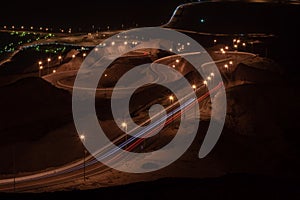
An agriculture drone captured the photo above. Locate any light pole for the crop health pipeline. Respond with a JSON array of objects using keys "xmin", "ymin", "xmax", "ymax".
[
  {"xmin": 224, "ymin": 64, "xmax": 229, "ymax": 73},
  {"xmin": 58, "ymin": 55, "xmax": 62, "ymax": 64},
  {"xmin": 192, "ymin": 84, "xmax": 196, "ymax": 117},
  {"xmin": 121, "ymin": 122, "xmax": 128, "ymax": 148},
  {"xmin": 79, "ymin": 134, "xmax": 86, "ymax": 182},
  {"xmin": 47, "ymin": 58, "xmax": 51, "ymax": 74},
  {"xmin": 38, "ymin": 61, "xmax": 42, "ymax": 77},
  {"xmin": 169, "ymin": 95, "xmax": 174, "ymax": 128},
  {"xmin": 169, "ymin": 95, "xmax": 174, "ymax": 104},
  {"xmin": 210, "ymin": 73, "xmax": 215, "ymax": 86},
  {"xmin": 39, "ymin": 66, "xmax": 43, "ymax": 77}
]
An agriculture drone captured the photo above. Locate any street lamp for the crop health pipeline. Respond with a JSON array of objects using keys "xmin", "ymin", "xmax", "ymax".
[
  {"xmin": 224, "ymin": 64, "xmax": 229, "ymax": 72},
  {"xmin": 192, "ymin": 84, "xmax": 196, "ymax": 91},
  {"xmin": 121, "ymin": 122, "xmax": 128, "ymax": 147},
  {"xmin": 169, "ymin": 95, "xmax": 174, "ymax": 127},
  {"xmin": 169, "ymin": 95, "xmax": 174, "ymax": 104},
  {"xmin": 203, "ymin": 80, "xmax": 208, "ymax": 86},
  {"xmin": 52, "ymin": 69, "xmax": 56, "ymax": 73},
  {"xmin": 72, "ymin": 54, "xmax": 76, "ymax": 59},
  {"xmin": 121, "ymin": 122, "xmax": 127, "ymax": 132},
  {"xmin": 80, "ymin": 134, "xmax": 86, "ymax": 182},
  {"xmin": 58, "ymin": 55, "xmax": 62, "ymax": 64},
  {"xmin": 39, "ymin": 66, "xmax": 43, "ymax": 77},
  {"xmin": 210, "ymin": 73, "xmax": 215, "ymax": 85},
  {"xmin": 192, "ymin": 84, "xmax": 197, "ymax": 116},
  {"xmin": 38, "ymin": 61, "xmax": 42, "ymax": 77},
  {"xmin": 47, "ymin": 58, "xmax": 51, "ymax": 74}
]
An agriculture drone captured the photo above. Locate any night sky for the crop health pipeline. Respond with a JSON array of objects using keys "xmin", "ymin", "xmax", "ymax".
[{"xmin": 1, "ymin": 0, "xmax": 190, "ymax": 29}]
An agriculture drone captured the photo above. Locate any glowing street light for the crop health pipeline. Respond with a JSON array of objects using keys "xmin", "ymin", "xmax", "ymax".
[
  {"xmin": 83, "ymin": 53, "xmax": 87, "ymax": 58},
  {"xmin": 169, "ymin": 95, "xmax": 174, "ymax": 104},
  {"xmin": 38, "ymin": 61, "xmax": 42, "ymax": 65},
  {"xmin": 79, "ymin": 134, "xmax": 86, "ymax": 182},
  {"xmin": 52, "ymin": 69, "xmax": 56, "ymax": 73},
  {"xmin": 121, "ymin": 122, "xmax": 127, "ymax": 132},
  {"xmin": 47, "ymin": 58, "xmax": 51, "ymax": 74},
  {"xmin": 58, "ymin": 55, "xmax": 62, "ymax": 64},
  {"xmin": 192, "ymin": 84, "xmax": 196, "ymax": 90},
  {"xmin": 192, "ymin": 84, "xmax": 197, "ymax": 116},
  {"xmin": 229, "ymin": 61, "xmax": 233, "ymax": 65},
  {"xmin": 224, "ymin": 64, "xmax": 229, "ymax": 72},
  {"xmin": 207, "ymin": 76, "xmax": 212, "ymax": 81},
  {"xmin": 121, "ymin": 122, "xmax": 128, "ymax": 147},
  {"xmin": 172, "ymin": 64, "xmax": 175, "ymax": 68},
  {"xmin": 80, "ymin": 134, "xmax": 85, "ymax": 141},
  {"xmin": 175, "ymin": 59, "xmax": 180, "ymax": 63},
  {"xmin": 39, "ymin": 66, "xmax": 43, "ymax": 77},
  {"xmin": 242, "ymin": 42, "xmax": 246, "ymax": 47},
  {"xmin": 72, "ymin": 54, "xmax": 76, "ymax": 59},
  {"xmin": 203, "ymin": 80, "xmax": 208, "ymax": 86},
  {"xmin": 210, "ymin": 73, "xmax": 215, "ymax": 85},
  {"xmin": 169, "ymin": 95, "xmax": 175, "ymax": 127}
]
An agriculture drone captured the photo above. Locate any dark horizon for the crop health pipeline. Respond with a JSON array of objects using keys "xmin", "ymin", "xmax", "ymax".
[{"xmin": 0, "ymin": 0, "xmax": 188, "ymax": 29}]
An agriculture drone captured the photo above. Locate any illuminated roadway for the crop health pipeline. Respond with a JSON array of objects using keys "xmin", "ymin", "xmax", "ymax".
[
  {"xmin": 0, "ymin": 81, "xmax": 222, "ymax": 192},
  {"xmin": 0, "ymin": 51, "xmax": 256, "ymax": 192}
]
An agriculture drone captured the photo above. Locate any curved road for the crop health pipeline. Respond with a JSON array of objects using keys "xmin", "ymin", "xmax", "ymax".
[{"xmin": 0, "ymin": 51, "xmax": 256, "ymax": 192}]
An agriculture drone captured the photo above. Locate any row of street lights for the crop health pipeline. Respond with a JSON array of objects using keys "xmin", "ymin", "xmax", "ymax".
[{"xmin": 37, "ymin": 52, "xmax": 87, "ymax": 77}]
